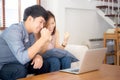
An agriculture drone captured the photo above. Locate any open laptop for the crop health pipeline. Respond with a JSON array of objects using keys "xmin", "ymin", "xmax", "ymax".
[{"xmin": 60, "ymin": 48, "xmax": 107, "ymax": 74}]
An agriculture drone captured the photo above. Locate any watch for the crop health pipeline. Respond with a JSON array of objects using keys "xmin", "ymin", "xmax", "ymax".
[{"xmin": 62, "ymin": 43, "xmax": 66, "ymax": 47}]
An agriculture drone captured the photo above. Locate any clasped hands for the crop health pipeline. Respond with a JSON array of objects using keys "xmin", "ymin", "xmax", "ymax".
[{"xmin": 31, "ymin": 54, "xmax": 43, "ymax": 69}]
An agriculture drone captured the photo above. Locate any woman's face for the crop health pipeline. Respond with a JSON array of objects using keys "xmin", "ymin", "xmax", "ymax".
[{"xmin": 46, "ymin": 17, "xmax": 56, "ymax": 34}]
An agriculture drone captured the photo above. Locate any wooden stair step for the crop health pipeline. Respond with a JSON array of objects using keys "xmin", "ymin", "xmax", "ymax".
[
  {"xmin": 97, "ymin": 0, "xmax": 118, "ymax": 3},
  {"xmin": 96, "ymin": 5, "xmax": 108, "ymax": 9},
  {"xmin": 114, "ymin": 24, "xmax": 120, "ymax": 27},
  {"xmin": 96, "ymin": 5, "xmax": 120, "ymax": 10},
  {"xmin": 105, "ymin": 14, "xmax": 120, "ymax": 17}
]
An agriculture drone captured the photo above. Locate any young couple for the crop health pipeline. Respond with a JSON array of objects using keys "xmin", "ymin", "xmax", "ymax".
[{"xmin": 0, "ymin": 5, "xmax": 78, "ymax": 80}]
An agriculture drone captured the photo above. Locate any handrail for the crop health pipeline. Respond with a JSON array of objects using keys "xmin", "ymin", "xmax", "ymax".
[{"xmin": 97, "ymin": 0, "xmax": 120, "ymax": 27}]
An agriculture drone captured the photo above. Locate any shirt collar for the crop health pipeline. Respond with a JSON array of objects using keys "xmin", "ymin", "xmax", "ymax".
[{"xmin": 20, "ymin": 22, "xmax": 29, "ymax": 43}]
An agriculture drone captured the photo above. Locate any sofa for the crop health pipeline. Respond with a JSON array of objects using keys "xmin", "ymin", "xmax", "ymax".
[{"xmin": 65, "ymin": 44, "xmax": 88, "ymax": 68}]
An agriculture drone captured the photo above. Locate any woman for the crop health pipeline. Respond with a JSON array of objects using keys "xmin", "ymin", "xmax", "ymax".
[{"xmin": 39, "ymin": 11, "xmax": 78, "ymax": 72}]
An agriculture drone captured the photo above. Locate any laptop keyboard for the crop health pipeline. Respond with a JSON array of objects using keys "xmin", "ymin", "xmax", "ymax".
[{"xmin": 71, "ymin": 69, "xmax": 79, "ymax": 72}]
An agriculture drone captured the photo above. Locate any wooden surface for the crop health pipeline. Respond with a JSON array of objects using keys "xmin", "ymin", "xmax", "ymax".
[{"xmin": 19, "ymin": 64, "xmax": 120, "ymax": 80}]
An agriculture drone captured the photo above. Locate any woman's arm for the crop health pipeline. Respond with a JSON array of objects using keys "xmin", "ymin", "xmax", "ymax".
[{"xmin": 55, "ymin": 30, "xmax": 69, "ymax": 49}]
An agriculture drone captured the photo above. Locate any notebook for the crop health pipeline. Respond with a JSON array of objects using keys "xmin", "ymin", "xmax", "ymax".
[{"xmin": 60, "ymin": 48, "xmax": 107, "ymax": 74}]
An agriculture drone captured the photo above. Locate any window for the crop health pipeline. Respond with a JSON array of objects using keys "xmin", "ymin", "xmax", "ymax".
[{"xmin": 0, "ymin": 0, "xmax": 40, "ymax": 30}]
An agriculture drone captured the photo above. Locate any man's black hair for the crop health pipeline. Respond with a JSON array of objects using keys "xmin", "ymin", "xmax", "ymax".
[{"xmin": 23, "ymin": 5, "xmax": 48, "ymax": 21}]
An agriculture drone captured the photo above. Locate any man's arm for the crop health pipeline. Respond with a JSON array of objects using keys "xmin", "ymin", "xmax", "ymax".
[
  {"xmin": 28, "ymin": 28, "xmax": 51, "ymax": 59},
  {"xmin": 2, "ymin": 25, "xmax": 50, "ymax": 65}
]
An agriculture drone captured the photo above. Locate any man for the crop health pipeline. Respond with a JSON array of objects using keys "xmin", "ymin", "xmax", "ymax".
[{"xmin": 0, "ymin": 5, "xmax": 51, "ymax": 80}]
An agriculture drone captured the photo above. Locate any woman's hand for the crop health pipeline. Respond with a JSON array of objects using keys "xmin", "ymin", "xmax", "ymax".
[
  {"xmin": 63, "ymin": 32, "xmax": 70, "ymax": 45},
  {"xmin": 31, "ymin": 54, "xmax": 43, "ymax": 69}
]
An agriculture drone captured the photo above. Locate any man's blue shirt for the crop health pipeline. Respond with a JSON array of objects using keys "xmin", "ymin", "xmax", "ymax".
[{"xmin": 0, "ymin": 22, "xmax": 34, "ymax": 70}]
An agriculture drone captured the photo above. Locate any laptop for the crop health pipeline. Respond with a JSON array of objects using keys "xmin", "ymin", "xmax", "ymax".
[{"xmin": 60, "ymin": 48, "xmax": 107, "ymax": 74}]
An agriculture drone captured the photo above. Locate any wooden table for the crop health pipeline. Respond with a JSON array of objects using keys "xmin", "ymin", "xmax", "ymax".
[{"xmin": 19, "ymin": 64, "xmax": 120, "ymax": 80}]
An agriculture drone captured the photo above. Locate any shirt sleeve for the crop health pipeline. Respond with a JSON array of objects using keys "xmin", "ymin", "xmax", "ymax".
[{"xmin": 1, "ymin": 25, "xmax": 30, "ymax": 64}]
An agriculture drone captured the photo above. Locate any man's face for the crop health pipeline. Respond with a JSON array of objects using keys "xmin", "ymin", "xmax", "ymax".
[{"xmin": 31, "ymin": 16, "xmax": 45, "ymax": 34}]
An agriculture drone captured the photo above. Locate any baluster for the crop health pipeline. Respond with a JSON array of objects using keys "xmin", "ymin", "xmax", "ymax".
[
  {"xmin": 118, "ymin": 0, "xmax": 120, "ymax": 24},
  {"xmin": 111, "ymin": 0, "xmax": 114, "ymax": 14},
  {"xmin": 108, "ymin": 0, "xmax": 110, "ymax": 15},
  {"xmin": 102, "ymin": 0, "xmax": 105, "ymax": 5},
  {"xmin": 105, "ymin": 0, "xmax": 108, "ymax": 15},
  {"xmin": 97, "ymin": 0, "xmax": 102, "ymax": 6}
]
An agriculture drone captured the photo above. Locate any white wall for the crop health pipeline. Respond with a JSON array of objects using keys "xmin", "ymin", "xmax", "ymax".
[
  {"xmin": 41, "ymin": 0, "xmax": 111, "ymax": 45},
  {"xmin": 65, "ymin": 8, "xmax": 111, "ymax": 44}
]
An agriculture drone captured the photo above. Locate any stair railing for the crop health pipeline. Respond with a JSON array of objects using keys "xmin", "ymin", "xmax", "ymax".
[{"xmin": 96, "ymin": 0, "xmax": 120, "ymax": 27}]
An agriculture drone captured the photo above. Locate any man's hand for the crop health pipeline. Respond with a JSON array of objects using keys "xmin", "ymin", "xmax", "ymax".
[
  {"xmin": 31, "ymin": 54, "xmax": 43, "ymax": 69},
  {"xmin": 40, "ymin": 28, "xmax": 52, "ymax": 42}
]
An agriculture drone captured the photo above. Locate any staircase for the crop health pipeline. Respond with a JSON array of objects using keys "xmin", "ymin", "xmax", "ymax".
[
  {"xmin": 96, "ymin": 0, "xmax": 120, "ymax": 28},
  {"xmin": 96, "ymin": 0, "xmax": 120, "ymax": 65}
]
